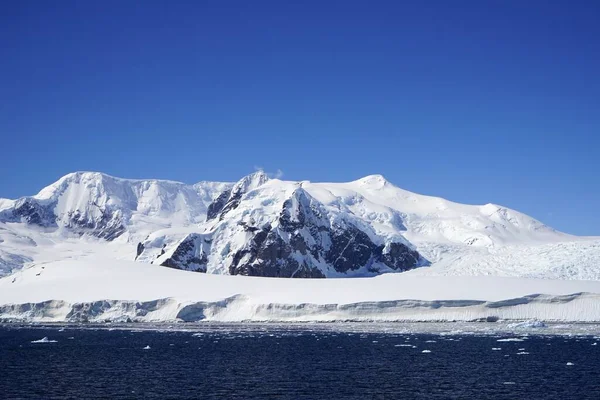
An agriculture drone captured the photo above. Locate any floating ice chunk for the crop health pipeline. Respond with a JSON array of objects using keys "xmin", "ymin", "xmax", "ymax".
[
  {"xmin": 422, "ymin": 350, "xmax": 432, "ymax": 353},
  {"xmin": 395, "ymin": 344, "xmax": 413, "ymax": 347},
  {"xmin": 518, "ymin": 348, "xmax": 526, "ymax": 351},
  {"xmin": 566, "ymin": 362, "xmax": 574, "ymax": 366},
  {"xmin": 497, "ymin": 338, "xmax": 524, "ymax": 342},
  {"xmin": 143, "ymin": 345, "xmax": 151, "ymax": 350},
  {"xmin": 508, "ymin": 320, "xmax": 547, "ymax": 329},
  {"xmin": 425, "ymin": 340, "xmax": 437, "ymax": 343},
  {"xmin": 31, "ymin": 337, "xmax": 57, "ymax": 344},
  {"xmin": 516, "ymin": 351, "xmax": 529, "ymax": 355},
  {"xmin": 491, "ymin": 348, "xmax": 502, "ymax": 351},
  {"xmin": 592, "ymin": 343, "xmax": 597, "ymax": 346}
]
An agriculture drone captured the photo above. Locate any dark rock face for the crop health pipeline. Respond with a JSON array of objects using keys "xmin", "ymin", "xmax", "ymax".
[
  {"xmin": 217, "ymin": 190, "xmax": 244, "ymax": 221},
  {"xmin": 10, "ymin": 199, "xmax": 56, "ymax": 227},
  {"xmin": 325, "ymin": 223, "xmax": 379, "ymax": 273},
  {"xmin": 206, "ymin": 189, "xmax": 231, "ymax": 220},
  {"xmin": 159, "ymin": 234, "xmax": 208, "ymax": 273},
  {"xmin": 380, "ymin": 242, "xmax": 420, "ymax": 271},
  {"xmin": 229, "ymin": 226, "xmax": 326, "ymax": 278},
  {"xmin": 135, "ymin": 242, "xmax": 145, "ymax": 260},
  {"xmin": 63, "ymin": 208, "xmax": 125, "ymax": 240},
  {"xmin": 1, "ymin": 197, "xmax": 125, "ymax": 240},
  {"xmin": 227, "ymin": 189, "xmax": 422, "ymax": 278}
]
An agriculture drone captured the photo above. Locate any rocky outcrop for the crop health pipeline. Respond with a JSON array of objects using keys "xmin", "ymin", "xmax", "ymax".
[
  {"xmin": 8, "ymin": 198, "xmax": 57, "ymax": 227},
  {"xmin": 62, "ymin": 207, "xmax": 126, "ymax": 240},
  {"xmin": 158, "ymin": 234, "xmax": 210, "ymax": 273},
  {"xmin": 1, "ymin": 197, "xmax": 126, "ymax": 240},
  {"xmin": 223, "ymin": 188, "xmax": 423, "ymax": 278},
  {"xmin": 206, "ymin": 189, "xmax": 231, "ymax": 220}
]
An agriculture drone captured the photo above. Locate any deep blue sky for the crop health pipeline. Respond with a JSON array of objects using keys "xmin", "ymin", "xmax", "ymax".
[{"xmin": 1, "ymin": 1, "xmax": 598, "ymax": 235}]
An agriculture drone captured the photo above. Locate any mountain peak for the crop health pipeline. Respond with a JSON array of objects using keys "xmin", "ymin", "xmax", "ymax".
[
  {"xmin": 35, "ymin": 171, "xmax": 108, "ymax": 200},
  {"xmin": 355, "ymin": 174, "xmax": 390, "ymax": 189},
  {"xmin": 231, "ymin": 171, "xmax": 270, "ymax": 194}
]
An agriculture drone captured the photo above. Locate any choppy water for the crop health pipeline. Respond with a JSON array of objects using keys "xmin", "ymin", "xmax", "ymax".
[{"xmin": 1, "ymin": 324, "xmax": 599, "ymax": 399}]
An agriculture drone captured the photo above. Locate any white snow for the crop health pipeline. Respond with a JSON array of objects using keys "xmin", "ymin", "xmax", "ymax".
[{"xmin": 1, "ymin": 256, "xmax": 600, "ymax": 323}]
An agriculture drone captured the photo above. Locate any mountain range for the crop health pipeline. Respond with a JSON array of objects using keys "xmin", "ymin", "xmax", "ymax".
[{"xmin": 1, "ymin": 171, "xmax": 599, "ymax": 280}]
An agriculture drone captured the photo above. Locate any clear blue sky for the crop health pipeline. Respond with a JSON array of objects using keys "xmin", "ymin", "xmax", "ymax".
[{"xmin": 1, "ymin": 1, "xmax": 598, "ymax": 235}]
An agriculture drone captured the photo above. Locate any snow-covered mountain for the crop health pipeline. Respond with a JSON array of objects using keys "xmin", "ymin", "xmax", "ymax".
[
  {"xmin": 1, "ymin": 171, "xmax": 599, "ymax": 280},
  {"xmin": 0, "ymin": 172, "xmax": 231, "ymax": 238}
]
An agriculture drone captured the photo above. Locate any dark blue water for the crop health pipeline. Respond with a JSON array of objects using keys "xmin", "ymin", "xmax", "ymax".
[{"xmin": 1, "ymin": 325, "xmax": 598, "ymax": 399}]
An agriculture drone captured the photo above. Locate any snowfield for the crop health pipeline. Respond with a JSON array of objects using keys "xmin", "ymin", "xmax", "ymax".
[
  {"xmin": 1, "ymin": 257, "xmax": 600, "ymax": 323},
  {"xmin": 1, "ymin": 171, "xmax": 599, "ymax": 323}
]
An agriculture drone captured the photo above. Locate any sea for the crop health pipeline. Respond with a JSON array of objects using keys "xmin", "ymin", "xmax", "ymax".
[{"xmin": 1, "ymin": 323, "xmax": 599, "ymax": 399}]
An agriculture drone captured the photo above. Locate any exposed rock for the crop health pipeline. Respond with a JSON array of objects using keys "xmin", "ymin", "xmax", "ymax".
[
  {"xmin": 10, "ymin": 199, "xmax": 56, "ymax": 227},
  {"xmin": 63, "ymin": 207, "xmax": 126, "ymax": 240},
  {"xmin": 225, "ymin": 188, "xmax": 422, "ymax": 278},
  {"xmin": 206, "ymin": 189, "xmax": 231, "ymax": 220},
  {"xmin": 159, "ymin": 234, "xmax": 209, "ymax": 273},
  {"xmin": 380, "ymin": 242, "xmax": 421, "ymax": 272},
  {"xmin": 136, "ymin": 242, "xmax": 145, "ymax": 259}
]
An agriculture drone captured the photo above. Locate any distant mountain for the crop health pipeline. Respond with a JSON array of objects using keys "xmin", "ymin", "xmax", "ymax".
[
  {"xmin": 0, "ymin": 172, "xmax": 231, "ymax": 239},
  {"xmin": 1, "ymin": 171, "xmax": 598, "ymax": 280}
]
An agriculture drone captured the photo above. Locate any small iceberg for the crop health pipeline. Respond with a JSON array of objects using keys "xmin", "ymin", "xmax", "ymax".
[
  {"xmin": 143, "ymin": 345, "xmax": 151, "ymax": 350},
  {"xmin": 508, "ymin": 320, "xmax": 546, "ymax": 329},
  {"xmin": 497, "ymin": 338, "xmax": 524, "ymax": 342},
  {"xmin": 422, "ymin": 350, "xmax": 432, "ymax": 353},
  {"xmin": 31, "ymin": 337, "xmax": 57, "ymax": 344},
  {"xmin": 491, "ymin": 348, "xmax": 502, "ymax": 351},
  {"xmin": 566, "ymin": 362, "xmax": 574, "ymax": 366},
  {"xmin": 516, "ymin": 351, "xmax": 530, "ymax": 355}
]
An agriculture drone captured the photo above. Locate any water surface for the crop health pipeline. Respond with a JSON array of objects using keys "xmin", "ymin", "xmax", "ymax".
[{"xmin": 1, "ymin": 324, "xmax": 598, "ymax": 399}]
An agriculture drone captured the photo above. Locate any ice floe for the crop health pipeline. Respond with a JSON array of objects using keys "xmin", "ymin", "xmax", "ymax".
[{"xmin": 31, "ymin": 337, "xmax": 57, "ymax": 343}]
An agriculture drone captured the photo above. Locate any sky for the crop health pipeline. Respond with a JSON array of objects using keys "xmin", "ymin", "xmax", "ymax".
[{"xmin": 1, "ymin": 1, "xmax": 598, "ymax": 235}]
